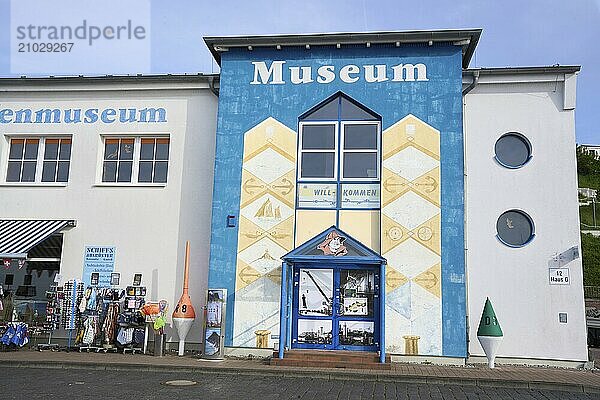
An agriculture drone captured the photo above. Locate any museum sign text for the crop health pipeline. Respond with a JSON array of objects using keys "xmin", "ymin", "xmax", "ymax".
[{"xmin": 251, "ymin": 61, "xmax": 428, "ymax": 85}]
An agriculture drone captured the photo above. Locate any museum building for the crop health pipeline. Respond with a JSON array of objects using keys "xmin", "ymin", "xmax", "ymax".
[{"xmin": 0, "ymin": 29, "xmax": 588, "ymax": 364}]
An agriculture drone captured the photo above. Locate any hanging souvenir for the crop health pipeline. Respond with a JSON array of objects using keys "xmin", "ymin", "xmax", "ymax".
[{"xmin": 3, "ymin": 259, "xmax": 10, "ymax": 269}]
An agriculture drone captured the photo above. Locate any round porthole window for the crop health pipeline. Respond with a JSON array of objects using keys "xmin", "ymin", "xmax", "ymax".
[
  {"xmin": 496, "ymin": 210, "xmax": 535, "ymax": 247},
  {"xmin": 494, "ymin": 133, "xmax": 532, "ymax": 168}
]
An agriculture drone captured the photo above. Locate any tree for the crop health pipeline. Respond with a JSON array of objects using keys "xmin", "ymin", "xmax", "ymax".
[{"xmin": 577, "ymin": 145, "xmax": 600, "ymax": 176}]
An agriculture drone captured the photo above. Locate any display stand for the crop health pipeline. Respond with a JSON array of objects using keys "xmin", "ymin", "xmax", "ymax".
[
  {"xmin": 37, "ymin": 282, "xmax": 61, "ymax": 351},
  {"xmin": 78, "ymin": 284, "xmax": 100, "ymax": 353},
  {"xmin": 140, "ymin": 300, "xmax": 168, "ymax": 355},
  {"xmin": 62, "ymin": 279, "xmax": 84, "ymax": 350},
  {"xmin": 120, "ymin": 285, "xmax": 146, "ymax": 354},
  {"xmin": 201, "ymin": 289, "xmax": 227, "ymax": 359}
]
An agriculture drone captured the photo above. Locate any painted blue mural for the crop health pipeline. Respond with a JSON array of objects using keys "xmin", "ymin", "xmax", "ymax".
[{"xmin": 207, "ymin": 43, "xmax": 465, "ymax": 357}]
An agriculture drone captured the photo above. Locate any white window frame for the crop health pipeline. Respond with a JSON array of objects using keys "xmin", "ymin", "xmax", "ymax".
[
  {"xmin": 95, "ymin": 133, "xmax": 171, "ymax": 187},
  {"xmin": 2, "ymin": 134, "xmax": 72, "ymax": 186},
  {"xmin": 340, "ymin": 121, "xmax": 380, "ymax": 182},
  {"xmin": 297, "ymin": 121, "xmax": 338, "ymax": 182}
]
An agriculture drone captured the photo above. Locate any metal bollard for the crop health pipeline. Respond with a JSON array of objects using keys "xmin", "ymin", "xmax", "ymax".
[
  {"xmin": 403, "ymin": 335, "xmax": 420, "ymax": 355},
  {"xmin": 255, "ymin": 330, "xmax": 271, "ymax": 348}
]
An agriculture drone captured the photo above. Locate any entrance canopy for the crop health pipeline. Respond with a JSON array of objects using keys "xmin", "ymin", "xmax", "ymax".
[
  {"xmin": 282, "ymin": 226, "xmax": 385, "ymax": 265},
  {"xmin": 279, "ymin": 226, "xmax": 387, "ymax": 362},
  {"xmin": 0, "ymin": 219, "xmax": 76, "ymax": 259}
]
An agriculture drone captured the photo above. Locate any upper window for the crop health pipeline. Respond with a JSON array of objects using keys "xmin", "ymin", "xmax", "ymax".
[
  {"xmin": 101, "ymin": 136, "xmax": 170, "ymax": 184},
  {"xmin": 299, "ymin": 123, "xmax": 337, "ymax": 179},
  {"xmin": 6, "ymin": 137, "xmax": 72, "ymax": 183},
  {"xmin": 298, "ymin": 94, "xmax": 380, "ymax": 181},
  {"xmin": 341, "ymin": 123, "xmax": 378, "ymax": 179},
  {"xmin": 494, "ymin": 132, "xmax": 532, "ymax": 169}
]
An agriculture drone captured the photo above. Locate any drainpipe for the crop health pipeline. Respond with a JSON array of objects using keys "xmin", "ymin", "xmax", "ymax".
[
  {"xmin": 208, "ymin": 76, "xmax": 219, "ymax": 97},
  {"xmin": 462, "ymin": 70, "xmax": 479, "ymax": 96}
]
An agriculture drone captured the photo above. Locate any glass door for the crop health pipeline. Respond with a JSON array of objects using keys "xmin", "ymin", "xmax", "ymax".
[
  {"xmin": 292, "ymin": 265, "xmax": 379, "ymax": 351},
  {"xmin": 337, "ymin": 268, "xmax": 378, "ymax": 351},
  {"xmin": 294, "ymin": 267, "xmax": 334, "ymax": 349}
]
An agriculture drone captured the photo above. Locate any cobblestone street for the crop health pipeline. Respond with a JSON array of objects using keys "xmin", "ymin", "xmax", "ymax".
[{"xmin": 3, "ymin": 367, "xmax": 599, "ymax": 400}]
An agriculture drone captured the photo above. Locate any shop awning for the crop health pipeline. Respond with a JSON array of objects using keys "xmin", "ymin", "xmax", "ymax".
[{"xmin": 0, "ymin": 219, "xmax": 76, "ymax": 259}]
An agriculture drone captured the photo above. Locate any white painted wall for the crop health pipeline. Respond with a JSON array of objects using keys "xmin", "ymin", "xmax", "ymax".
[
  {"xmin": 0, "ymin": 79, "xmax": 218, "ymax": 343},
  {"xmin": 464, "ymin": 72, "xmax": 588, "ymax": 361}
]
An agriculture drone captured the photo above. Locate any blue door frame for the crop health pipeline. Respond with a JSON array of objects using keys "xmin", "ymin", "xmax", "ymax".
[
  {"xmin": 291, "ymin": 263, "xmax": 380, "ymax": 351},
  {"xmin": 278, "ymin": 226, "xmax": 387, "ymax": 363},
  {"xmin": 279, "ymin": 260, "xmax": 386, "ymax": 362}
]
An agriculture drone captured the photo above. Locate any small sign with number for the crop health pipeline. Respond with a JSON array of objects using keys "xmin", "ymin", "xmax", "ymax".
[{"xmin": 549, "ymin": 268, "xmax": 570, "ymax": 285}]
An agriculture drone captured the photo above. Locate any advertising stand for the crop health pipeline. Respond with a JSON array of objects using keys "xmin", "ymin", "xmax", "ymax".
[{"xmin": 202, "ymin": 289, "xmax": 226, "ymax": 359}]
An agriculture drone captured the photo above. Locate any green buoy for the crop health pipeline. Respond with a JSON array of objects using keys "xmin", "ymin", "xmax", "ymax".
[{"xmin": 477, "ymin": 297, "xmax": 503, "ymax": 368}]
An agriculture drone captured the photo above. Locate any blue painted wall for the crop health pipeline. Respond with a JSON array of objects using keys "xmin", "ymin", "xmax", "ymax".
[{"xmin": 207, "ymin": 43, "xmax": 465, "ymax": 356}]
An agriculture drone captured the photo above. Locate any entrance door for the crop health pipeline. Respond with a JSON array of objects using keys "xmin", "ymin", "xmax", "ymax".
[{"xmin": 291, "ymin": 265, "xmax": 379, "ymax": 351}]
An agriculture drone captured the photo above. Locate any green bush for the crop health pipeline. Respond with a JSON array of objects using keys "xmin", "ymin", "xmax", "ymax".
[
  {"xmin": 582, "ymin": 233, "xmax": 600, "ymax": 286},
  {"xmin": 580, "ymin": 203, "xmax": 599, "ymax": 228}
]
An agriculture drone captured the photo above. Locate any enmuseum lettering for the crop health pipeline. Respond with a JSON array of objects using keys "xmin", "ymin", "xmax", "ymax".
[{"xmin": 0, "ymin": 107, "xmax": 167, "ymax": 124}]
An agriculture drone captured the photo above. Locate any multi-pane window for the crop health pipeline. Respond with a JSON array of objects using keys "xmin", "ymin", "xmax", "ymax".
[
  {"xmin": 298, "ymin": 94, "xmax": 380, "ymax": 182},
  {"xmin": 42, "ymin": 138, "xmax": 71, "ymax": 182},
  {"xmin": 6, "ymin": 137, "xmax": 71, "ymax": 183},
  {"xmin": 299, "ymin": 123, "xmax": 336, "ymax": 179},
  {"xmin": 297, "ymin": 94, "xmax": 381, "ymax": 211},
  {"xmin": 341, "ymin": 123, "xmax": 378, "ymax": 179},
  {"xmin": 102, "ymin": 136, "xmax": 170, "ymax": 184},
  {"xmin": 102, "ymin": 138, "xmax": 135, "ymax": 183},
  {"xmin": 139, "ymin": 138, "xmax": 169, "ymax": 183}
]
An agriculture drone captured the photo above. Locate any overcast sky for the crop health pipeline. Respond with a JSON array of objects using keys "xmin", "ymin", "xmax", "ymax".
[{"xmin": 1, "ymin": 0, "xmax": 598, "ymax": 143}]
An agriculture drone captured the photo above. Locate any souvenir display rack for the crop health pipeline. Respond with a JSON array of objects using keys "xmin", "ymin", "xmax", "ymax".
[
  {"xmin": 117, "ymin": 285, "xmax": 146, "ymax": 354},
  {"xmin": 78, "ymin": 287, "xmax": 122, "ymax": 353},
  {"xmin": 37, "ymin": 282, "xmax": 62, "ymax": 351},
  {"xmin": 32, "ymin": 276, "xmax": 154, "ymax": 355}
]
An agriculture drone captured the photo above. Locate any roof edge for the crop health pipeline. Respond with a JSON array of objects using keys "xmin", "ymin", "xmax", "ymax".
[
  {"xmin": 204, "ymin": 29, "xmax": 482, "ymax": 68},
  {"xmin": 0, "ymin": 73, "xmax": 219, "ymax": 85},
  {"xmin": 464, "ymin": 65, "xmax": 581, "ymax": 75}
]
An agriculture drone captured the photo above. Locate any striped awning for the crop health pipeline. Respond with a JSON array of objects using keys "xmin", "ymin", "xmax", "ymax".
[{"xmin": 0, "ymin": 219, "xmax": 76, "ymax": 259}]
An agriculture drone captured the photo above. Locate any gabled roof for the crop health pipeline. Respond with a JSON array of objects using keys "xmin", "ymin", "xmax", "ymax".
[
  {"xmin": 282, "ymin": 226, "xmax": 385, "ymax": 264},
  {"xmin": 204, "ymin": 29, "xmax": 482, "ymax": 68}
]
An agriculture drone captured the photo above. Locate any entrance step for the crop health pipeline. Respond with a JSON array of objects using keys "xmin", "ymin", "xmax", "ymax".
[{"xmin": 270, "ymin": 350, "xmax": 391, "ymax": 370}]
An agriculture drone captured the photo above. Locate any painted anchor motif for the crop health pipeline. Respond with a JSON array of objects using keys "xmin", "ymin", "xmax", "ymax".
[
  {"xmin": 239, "ymin": 266, "xmax": 262, "ymax": 284},
  {"xmin": 243, "ymin": 177, "xmax": 294, "ymax": 196},
  {"xmin": 383, "ymin": 175, "xmax": 438, "ymax": 193},
  {"xmin": 413, "ymin": 271, "xmax": 438, "ymax": 289},
  {"xmin": 242, "ymin": 228, "xmax": 291, "ymax": 240},
  {"xmin": 386, "ymin": 270, "xmax": 406, "ymax": 288}
]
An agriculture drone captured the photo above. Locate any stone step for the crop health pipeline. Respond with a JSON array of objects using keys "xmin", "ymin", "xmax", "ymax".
[{"xmin": 270, "ymin": 350, "xmax": 391, "ymax": 369}]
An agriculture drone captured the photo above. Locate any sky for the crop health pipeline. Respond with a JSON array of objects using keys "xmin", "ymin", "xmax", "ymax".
[{"xmin": 0, "ymin": 0, "xmax": 598, "ymax": 143}]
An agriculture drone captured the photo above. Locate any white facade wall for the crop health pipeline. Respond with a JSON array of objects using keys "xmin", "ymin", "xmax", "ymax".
[
  {"xmin": 464, "ymin": 71, "xmax": 588, "ymax": 361},
  {"xmin": 0, "ymin": 78, "xmax": 218, "ymax": 343}
]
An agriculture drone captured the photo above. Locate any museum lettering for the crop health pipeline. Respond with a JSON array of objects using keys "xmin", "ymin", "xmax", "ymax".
[
  {"xmin": 251, "ymin": 61, "xmax": 429, "ymax": 85},
  {"xmin": 0, "ymin": 107, "xmax": 167, "ymax": 124}
]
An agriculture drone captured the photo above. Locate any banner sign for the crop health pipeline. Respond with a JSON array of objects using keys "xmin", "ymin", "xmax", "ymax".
[
  {"xmin": 298, "ymin": 183, "xmax": 337, "ymax": 208},
  {"xmin": 341, "ymin": 183, "xmax": 380, "ymax": 209},
  {"xmin": 82, "ymin": 246, "xmax": 115, "ymax": 287}
]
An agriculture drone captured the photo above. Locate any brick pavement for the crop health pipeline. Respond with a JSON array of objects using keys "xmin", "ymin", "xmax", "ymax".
[
  {"xmin": 1, "ymin": 366, "xmax": 599, "ymax": 400},
  {"xmin": 1, "ymin": 349, "xmax": 599, "ymax": 393}
]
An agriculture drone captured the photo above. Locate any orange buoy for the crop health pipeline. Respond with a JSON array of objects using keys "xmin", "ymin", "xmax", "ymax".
[
  {"xmin": 173, "ymin": 241, "xmax": 196, "ymax": 319},
  {"xmin": 172, "ymin": 241, "xmax": 196, "ymax": 355}
]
